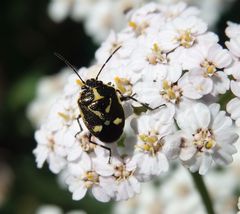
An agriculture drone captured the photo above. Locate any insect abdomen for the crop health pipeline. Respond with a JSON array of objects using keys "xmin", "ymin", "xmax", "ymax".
[{"xmin": 78, "ymin": 84, "xmax": 125, "ymax": 143}]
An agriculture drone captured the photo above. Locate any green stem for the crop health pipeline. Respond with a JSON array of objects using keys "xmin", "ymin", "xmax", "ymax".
[{"xmin": 190, "ymin": 172, "xmax": 215, "ymax": 214}]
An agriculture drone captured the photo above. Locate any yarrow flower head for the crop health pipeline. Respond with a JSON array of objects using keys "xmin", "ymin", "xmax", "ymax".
[
  {"xmin": 33, "ymin": 2, "xmax": 239, "ymax": 202},
  {"xmin": 47, "ymin": 0, "xmax": 236, "ymax": 44},
  {"xmin": 225, "ymin": 21, "xmax": 240, "ymax": 128}
]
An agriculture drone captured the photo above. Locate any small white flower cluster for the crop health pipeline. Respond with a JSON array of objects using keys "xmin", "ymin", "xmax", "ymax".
[
  {"xmin": 113, "ymin": 161, "xmax": 240, "ymax": 214},
  {"xmin": 225, "ymin": 22, "xmax": 240, "ymax": 127},
  {"xmin": 48, "ymin": 0, "xmax": 145, "ymax": 43},
  {"xmin": 27, "ymin": 68, "xmax": 70, "ymax": 128},
  {"xmin": 34, "ymin": 2, "xmax": 239, "ymax": 202},
  {"xmin": 114, "ymin": 131, "xmax": 240, "ymax": 214},
  {"xmin": 36, "ymin": 204, "xmax": 86, "ymax": 214},
  {"xmin": 47, "ymin": 0, "xmax": 236, "ymax": 43}
]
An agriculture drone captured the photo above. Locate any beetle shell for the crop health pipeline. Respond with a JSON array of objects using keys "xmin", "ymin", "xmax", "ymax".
[{"xmin": 78, "ymin": 79, "xmax": 125, "ymax": 143}]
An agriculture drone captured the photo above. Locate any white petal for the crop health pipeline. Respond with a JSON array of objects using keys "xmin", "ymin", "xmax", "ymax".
[
  {"xmin": 163, "ymin": 134, "xmax": 181, "ymax": 159},
  {"xmin": 211, "ymin": 71, "xmax": 230, "ymax": 95},
  {"xmin": 48, "ymin": 153, "xmax": 66, "ymax": 174},
  {"xmin": 128, "ymin": 176, "xmax": 141, "ymax": 194},
  {"xmin": 93, "ymin": 159, "xmax": 114, "ymax": 176},
  {"xmin": 231, "ymin": 80, "xmax": 240, "ymax": 97},
  {"xmin": 67, "ymin": 144, "xmax": 83, "ymax": 161},
  {"xmin": 227, "ymin": 98, "xmax": 240, "ymax": 121},
  {"xmin": 92, "ymin": 185, "xmax": 111, "ymax": 202},
  {"xmin": 193, "ymin": 103, "xmax": 211, "ymax": 128},
  {"xmin": 156, "ymin": 153, "xmax": 169, "ymax": 173},
  {"xmin": 180, "ymin": 146, "xmax": 196, "ymax": 161},
  {"xmin": 209, "ymin": 103, "xmax": 220, "ymax": 118},
  {"xmin": 72, "ymin": 185, "xmax": 87, "ymax": 201},
  {"xmin": 199, "ymin": 154, "xmax": 212, "ymax": 175},
  {"xmin": 208, "ymin": 44, "xmax": 232, "ymax": 68},
  {"xmin": 33, "ymin": 145, "xmax": 49, "ymax": 168}
]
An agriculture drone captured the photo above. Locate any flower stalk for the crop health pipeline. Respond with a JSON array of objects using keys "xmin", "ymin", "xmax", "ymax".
[{"xmin": 191, "ymin": 172, "xmax": 215, "ymax": 214}]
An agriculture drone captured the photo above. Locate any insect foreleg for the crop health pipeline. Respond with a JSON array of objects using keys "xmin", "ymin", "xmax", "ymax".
[
  {"xmin": 88, "ymin": 134, "xmax": 112, "ymax": 164},
  {"xmin": 117, "ymin": 90, "xmax": 165, "ymax": 111},
  {"xmin": 75, "ymin": 115, "xmax": 83, "ymax": 137}
]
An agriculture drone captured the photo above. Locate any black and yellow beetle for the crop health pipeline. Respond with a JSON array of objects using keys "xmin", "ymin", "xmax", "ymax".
[{"xmin": 55, "ymin": 47, "xmax": 163, "ymax": 162}]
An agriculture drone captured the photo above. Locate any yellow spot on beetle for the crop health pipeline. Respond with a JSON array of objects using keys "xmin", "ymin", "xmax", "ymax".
[
  {"xmin": 92, "ymin": 88, "xmax": 104, "ymax": 101},
  {"xmin": 105, "ymin": 98, "xmax": 112, "ymax": 113},
  {"xmin": 90, "ymin": 109, "xmax": 103, "ymax": 119},
  {"xmin": 93, "ymin": 125, "xmax": 103, "ymax": 133},
  {"xmin": 113, "ymin": 117, "xmax": 122, "ymax": 125}
]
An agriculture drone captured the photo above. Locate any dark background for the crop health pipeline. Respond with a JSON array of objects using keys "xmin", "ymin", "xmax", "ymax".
[{"xmin": 0, "ymin": 0, "xmax": 240, "ymax": 213}]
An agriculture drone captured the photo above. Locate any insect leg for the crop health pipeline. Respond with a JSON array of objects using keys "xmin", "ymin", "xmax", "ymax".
[
  {"xmin": 88, "ymin": 134, "xmax": 112, "ymax": 164},
  {"xmin": 117, "ymin": 90, "xmax": 165, "ymax": 111},
  {"xmin": 126, "ymin": 96, "xmax": 165, "ymax": 111},
  {"xmin": 75, "ymin": 115, "xmax": 83, "ymax": 138}
]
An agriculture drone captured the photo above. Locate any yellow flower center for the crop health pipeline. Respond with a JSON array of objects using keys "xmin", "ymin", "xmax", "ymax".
[
  {"xmin": 114, "ymin": 76, "xmax": 132, "ymax": 96},
  {"xmin": 76, "ymin": 133, "xmax": 95, "ymax": 152},
  {"xmin": 137, "ymin": 131, "xmax": 163, "ymax": 156},
  {"xmin": 82, "ymin": 171, "xmax": 99, "ymax": 188},
  {"xmin": 146, "ymin": 43, "xmax": 168, "ymax": 65},
  {"xmin": 178, "ymin": 30, "xmax": 195, "ymax": 48},
  {"xmin": 58, "ymin": 112, "xmax": 70, "ymax": 121},
  {"xmin": 201, "ymin": 60, "xmax": 216, "ymax": 76},
  {"xmin": 160, "ymin": 80, "xmax": 182, "ymax": 104},
  {"xmin": 114, "ymin": 164, "xmax": 134, "ymax": 181},
  {"xmin": 193, "ymin": 128, "xmax": 216, "ymax": 151},
  {"xmin": 128, "ymin": 21, "xmax": 149, "ymax": 36}
]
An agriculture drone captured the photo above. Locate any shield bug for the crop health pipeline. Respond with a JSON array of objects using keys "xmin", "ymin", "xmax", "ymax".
[{"xmin": 55, "ymin": 47, "xmax": 163, "ymax": 162}]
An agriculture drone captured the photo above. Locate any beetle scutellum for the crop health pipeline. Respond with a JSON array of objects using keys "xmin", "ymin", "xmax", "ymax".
[{"xmin": 55, "ymin": 47, "xmax": 164, "ymax": 163}]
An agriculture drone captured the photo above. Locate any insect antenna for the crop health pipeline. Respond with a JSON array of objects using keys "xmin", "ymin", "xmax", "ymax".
[
  {"xmin": 95, "ymin": 46, "xmax": 121, "ymax": 80},
  {"xmin": 54, "ymin": 52, "xmax": 85, "ymax": 84}
]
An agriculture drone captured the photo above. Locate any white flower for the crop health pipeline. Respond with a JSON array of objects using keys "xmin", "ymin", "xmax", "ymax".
[
  {"xmin": 205, "ymin": 170, "xmax": 238, "ymax": 214},
  {"xmin": 46, "ymin": 98, "xmax": 79, "ymax": 132},
  {"xmin": 66, "ymin": 153, "xmax": 113, "ymax": 202},
  {"xmin": 124, "ymin": 9, "xmax": 162, "ymax": 39},
  {"xmin": 35, "ymin": 204, "xmax": 86, "ymax": 214},
  {"xmin": 225, "ymin": 21, "xmax": 240, "ymax": 39},
  {"xmin": 159, "ymin": 1, "xmax": 199, "ymax": 22},
  {"xmin": 225, "ymin": 36, "xmax": 240, "ymax": 59},
  {"xmin": 66, "ymin": 124, "xmax": 110, "ymax": 162},
  {"xmin": 158, "ymin": 16, "xmax": 207, "ymax": 51},
  {"xmin": 100, "ymin": 65, "xmax": 142, "ymax": 98},
  {"xmin": 178, "ymin": 71, "xmax": 213, "ymax": 99},
  {"xmin": 36, "ymin": 204, "xmax": 63, "ymax": 214},
  {"xmin": 71, "ymin": 0, "xmax": 97, "ymax": 21},
  {"xmin": 127, "ymin": 32, "xmax": 182, "ymax": 82},
  {"xmin": 227, "ymin": 98, "xmax": 240, "ymax": 127},
  {"xmin": 84, "ymin": 0, "xmax": 115, "ymax": 43},
  {"xmin": 183, "ymin": 43, "xmax": 232, "ymax": 72},
  {"xmin": 113, "ymin": 182, "xmax": 160, "ymax": 214},
  {"xmin": 176, "ymin": 103, "xmax": 238, "ymax": 174},
  {"xmin": 94, "ymin": 155, "xmax": 141, "ymax": 201},
  {"xmin": 160, "ymin": 166, "xmax": 205, "ymax": 214},
  {"xmin": 95, "ymin": 30, "xmax": 137, "ymax": 64},
  {"xmin": 34, "ymin": 2, "xmax": 240, "ymax": 203},
  {"xmin": 113, "ymin": 157, "xmax": 141, "ymax": 201},
  {"xmin": 33, "ymin": 125, "xmax": 67, "ymax": 174},
  {"xmin": 131, "ymin": 106, "xmax": 177, "ymax": 178},
  {"xmin": 47, "ymin": 0, "xmax": 72, "ymax": 23},
  {"xmin": 27, "ymin": 69, "xmax": 70, "ymax": 128}
]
